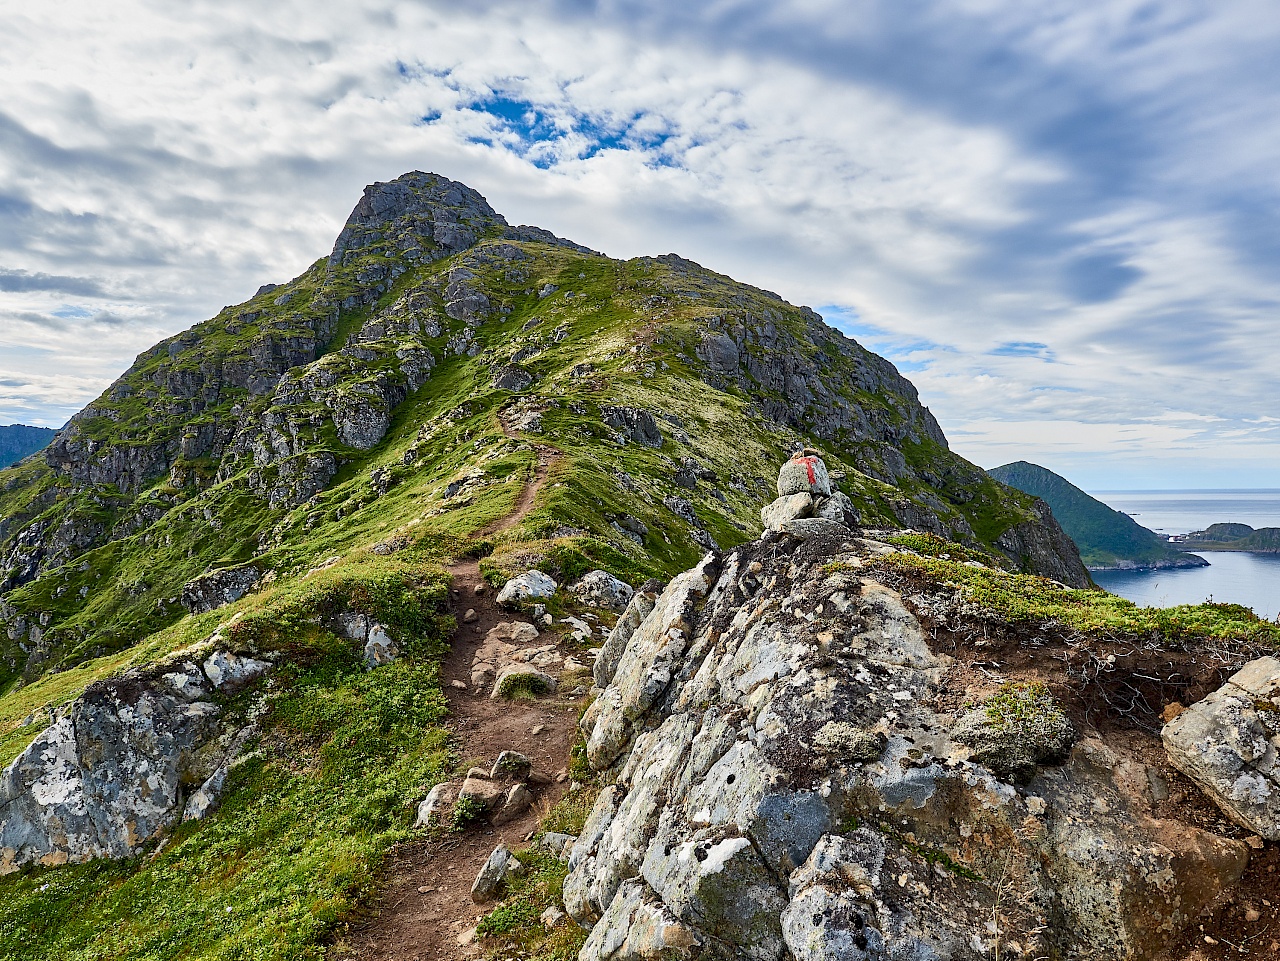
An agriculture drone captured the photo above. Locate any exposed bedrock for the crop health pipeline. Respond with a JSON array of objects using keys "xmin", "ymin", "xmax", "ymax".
[{"xmin": 569, "ymin": 527, "xmax": 1248, "ymax": 960}]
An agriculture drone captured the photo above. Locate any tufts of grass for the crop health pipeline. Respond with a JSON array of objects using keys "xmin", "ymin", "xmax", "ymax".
[
  {"xmin": 876, "ymin": 552, "xmax": 1280, "ymax": 647},
  {"xmin": 0, "ymin": 644, "xmax": 453, "ymax": 961}
]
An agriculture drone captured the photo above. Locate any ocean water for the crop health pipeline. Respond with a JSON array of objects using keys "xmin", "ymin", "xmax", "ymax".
[
  {"xmin": 1087, "ymin": 489, "xmax": 1280, "ymax": 620},
  {"xmin": 1089, "ymin": 489, "xmax": 1280, "ymax": 536}
]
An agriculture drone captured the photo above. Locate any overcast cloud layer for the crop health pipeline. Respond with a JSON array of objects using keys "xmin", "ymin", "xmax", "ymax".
[{"xmin": 1, "ymin": 0, "xmax": 1278, "ymax": 488}]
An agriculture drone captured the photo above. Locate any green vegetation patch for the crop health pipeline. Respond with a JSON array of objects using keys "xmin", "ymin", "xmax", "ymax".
[
  {"xmin": 875, "ymin": 552, "xmax": 1280, "ymax": 647},
  {"xmin": 0, "ymin": 640, "xmax": 452, "ymax": 961}
]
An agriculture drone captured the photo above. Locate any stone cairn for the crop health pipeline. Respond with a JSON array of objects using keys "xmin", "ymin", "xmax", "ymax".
[{"xmin": 759, "ymin": 447, "xmax": 857, "ymax": 532}]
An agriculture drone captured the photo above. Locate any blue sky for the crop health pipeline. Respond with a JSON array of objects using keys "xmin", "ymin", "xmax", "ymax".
[{"xmin": 1, "ymin": 1, "xmax": 1279, "ymax": 489}]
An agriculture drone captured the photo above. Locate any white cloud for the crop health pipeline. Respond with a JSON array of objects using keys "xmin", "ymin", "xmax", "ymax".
[{"xmin": 0, "ymin": 0, "xmax": 1277, "ymax": 489}]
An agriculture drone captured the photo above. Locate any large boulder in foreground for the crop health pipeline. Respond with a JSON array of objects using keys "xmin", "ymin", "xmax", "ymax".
[
  {"xmin": 0, "ymin": 648, "xmax": 268, "ymax": 873},
  {"xmin": 568, "ymin": 527, "xmax": 1248, "ymax": 960},
  {"xmin": 1163, "ymin": 655, "xmax": 1280, "ymax": 839}
]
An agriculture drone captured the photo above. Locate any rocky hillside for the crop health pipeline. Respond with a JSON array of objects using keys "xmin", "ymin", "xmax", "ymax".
[
  {"xmin": 0, "ymin": 425, "xmax": 55, "ymax": 470},
  {"xmin": 1179, "ymin": 523, "xmax": 1280, "ymax": 552},
  {"xmin": 0, "ymin": 171, "xmax": 1085, "ymax": 691},
  {"xmin": 989, "ymin": 460, "xmax": 1207, "ymax": 570}
]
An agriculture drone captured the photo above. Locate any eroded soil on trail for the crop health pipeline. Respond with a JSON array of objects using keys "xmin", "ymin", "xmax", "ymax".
[{"xmin": 336, "ymin": 444, "xmax": 592, "ymax": 961}]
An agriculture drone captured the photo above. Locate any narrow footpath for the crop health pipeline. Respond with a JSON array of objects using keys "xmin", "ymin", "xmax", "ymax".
[{"xmin": 341, "ymin": 443, "xmax": 581, "ymax": 961}]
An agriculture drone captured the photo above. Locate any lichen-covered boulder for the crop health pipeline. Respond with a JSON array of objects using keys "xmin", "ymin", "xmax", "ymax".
[
  {"xmin": 566, "ymin": 529, "xmax": 1250, "ymax": 960},
  {"xmin": 1, "ymin": 650, "xmax": 267, "ymax": 873},
  {"xmin": 776, "ymin": 449, "xmax": 832, "ymax": 498},
  {"xmin": 1163, "ymin": 655, "xmax": 1280, "ymax": 839},
  {"xmin": 570, "ymin": 570, "xmax": 635, "ymax": 613},
  {"xmin": 496, "ymin": 570, "xmax": 559, "ymax": 607},
  {"xmin": 952, "ymin": 682, "xmax": 1075, "ymax": 783}
]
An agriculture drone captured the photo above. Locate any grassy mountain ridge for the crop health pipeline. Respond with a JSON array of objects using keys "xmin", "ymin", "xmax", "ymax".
[
  {"xmin": 0, "ymin": 172, "xmax": 1087, "ymax": 690},
  {"xmin": 2, "ymin": 172, "xmax": 1278, "ymax": 961},
  {"xmin": 988, "ymin": 460, "xmax": 1207, "ymax": 570}
]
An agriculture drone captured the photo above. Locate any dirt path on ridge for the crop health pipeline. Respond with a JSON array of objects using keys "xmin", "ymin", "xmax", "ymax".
[{"xmin": 338, "ymin": 441, "xmax": 581, "ymax": 961}]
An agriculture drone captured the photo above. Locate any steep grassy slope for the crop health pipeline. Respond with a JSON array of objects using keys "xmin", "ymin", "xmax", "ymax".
[
  {"xmin": 989, "ymin": 460, "xmax": 1207, "ymax": 570},
  {"xmin": 0, "ymin": 426, "xmax": 55, "ymax": 470}
]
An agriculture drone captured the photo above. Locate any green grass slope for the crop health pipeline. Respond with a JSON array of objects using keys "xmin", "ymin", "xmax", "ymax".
[{"xmin": 988, "ymin": 460, "xmax": 1204, "ymax": 570}]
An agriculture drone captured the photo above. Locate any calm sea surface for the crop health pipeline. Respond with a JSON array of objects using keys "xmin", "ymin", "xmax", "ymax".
[{"xmin": 1087, "ymin": 490, "xmax": 1280, "ymax": 619}]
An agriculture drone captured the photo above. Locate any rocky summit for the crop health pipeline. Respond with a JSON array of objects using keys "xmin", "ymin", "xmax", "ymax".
[{"xmin": 0, "ymin": 173, "xmax": 1276, "ymax": 961}]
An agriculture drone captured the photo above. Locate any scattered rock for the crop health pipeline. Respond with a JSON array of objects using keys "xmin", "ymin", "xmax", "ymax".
[
  {"xmin": 471, "ymin": 846, "xmax": 524, "ymax": 902},
  {"xmin": 1163, "ymin": 656, "xmax": 1280, "ymax": 839},
  {"xmin": 180, "ymin": 564, "xmax": 260, "ymax": 614},
  {"xmin": 540, "ymin": 905, "xmax": 566, "ymax": 930},
  {"xmin": 462, "ymin": 608, "xmax": 479, "ymax": 623},
  {"xmin": 491, "ymin": 751, "xmax": 533, "ymax": 781},
  {"xmin": 492, "ymin": 784, "xmax": 534, "ymax": 825},
  {"xmin": 496, "ymin": 570, "xmax": 559, "ymax": 607},
  {"xmin": 760, "ymin": 492, "xmax": 814, "ymax": 530},
  {"xmin": 459, "ymin": 775, "xmax": 505, "ymax": 811},
  {"xmin": 492, "ymin": 364, "xmax": 534, "ymax": 392},
  {"xmin": 569, "ymin": 570, "xmax": 635, "ymax": 613},
  {"xmin": 414, "ymin": 782, "xmax": 456, "ymax": 829},
  {"xmin": 601, "ymin": 406, "xmax": 663, "ymax": 447}
]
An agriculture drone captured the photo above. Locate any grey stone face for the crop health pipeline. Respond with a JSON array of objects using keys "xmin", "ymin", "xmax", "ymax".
[
  {"xmin": 1163, "ymin": 656, "xmax": 1280, "ymax": 839},
  {"xmin": 600, "ymin": 406, "xmax": 664, "ymax": 448},
  {"xmin": 1, "ymin": 649, "xmax": 268, "ymax": 874},
  {"xmin": 180, "ymin": 565, "xmax": 260, "ymax": 614},
  {"xmin": 568, "ymin": 528, "xmax": 1249, "ymax": 960}
]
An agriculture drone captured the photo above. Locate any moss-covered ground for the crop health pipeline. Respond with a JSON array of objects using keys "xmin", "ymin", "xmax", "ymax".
[{"xmin": 873, "ymin": 551, "xmax": 1280, "ymax": 647}]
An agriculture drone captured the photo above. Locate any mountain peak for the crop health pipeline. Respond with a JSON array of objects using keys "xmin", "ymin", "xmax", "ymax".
[{"xmin": 328, "ymin": 170, "xmax": 507, "ymax": 268}]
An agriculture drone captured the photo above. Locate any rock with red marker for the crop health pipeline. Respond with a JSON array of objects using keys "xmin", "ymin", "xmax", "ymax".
[{"xmin": 777, "ymin": 448, "xmax": 832, "ymax": 498}]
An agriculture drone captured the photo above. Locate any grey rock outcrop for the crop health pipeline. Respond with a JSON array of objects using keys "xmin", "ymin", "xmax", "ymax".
[
  {"xmin": 569, "ymin": 570, "xmax": 634, "ymax": 613},
  {"xmin": 496, "ymin": 571, "xmax": 559, "ymax": 607},
  {"xmin": 1, "ymin": 649, "xmax": 268, "ymax": 873},
  {"xmin": 180, "ymin": 564, "xmax": 260, "ymax": 614},
  {"xmin": 1163, "ymin": 655, "xmax": 1280, "ymax": 839},
  {"xmin": 567, "ymin": 529, "xmax": 1248, "ymax": 959},
  {"xmin": 601, "ymin": 406, "xmax": 663, "ymax": 448}
]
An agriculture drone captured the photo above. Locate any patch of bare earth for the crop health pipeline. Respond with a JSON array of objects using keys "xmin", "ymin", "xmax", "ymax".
[
  {"xmin": 902, "ymin": 586, "xmax": 1279, "ymax": 960},
  {"xmin": 335, "ymin": 444, "xmax": 587, "ymax": 961}
]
